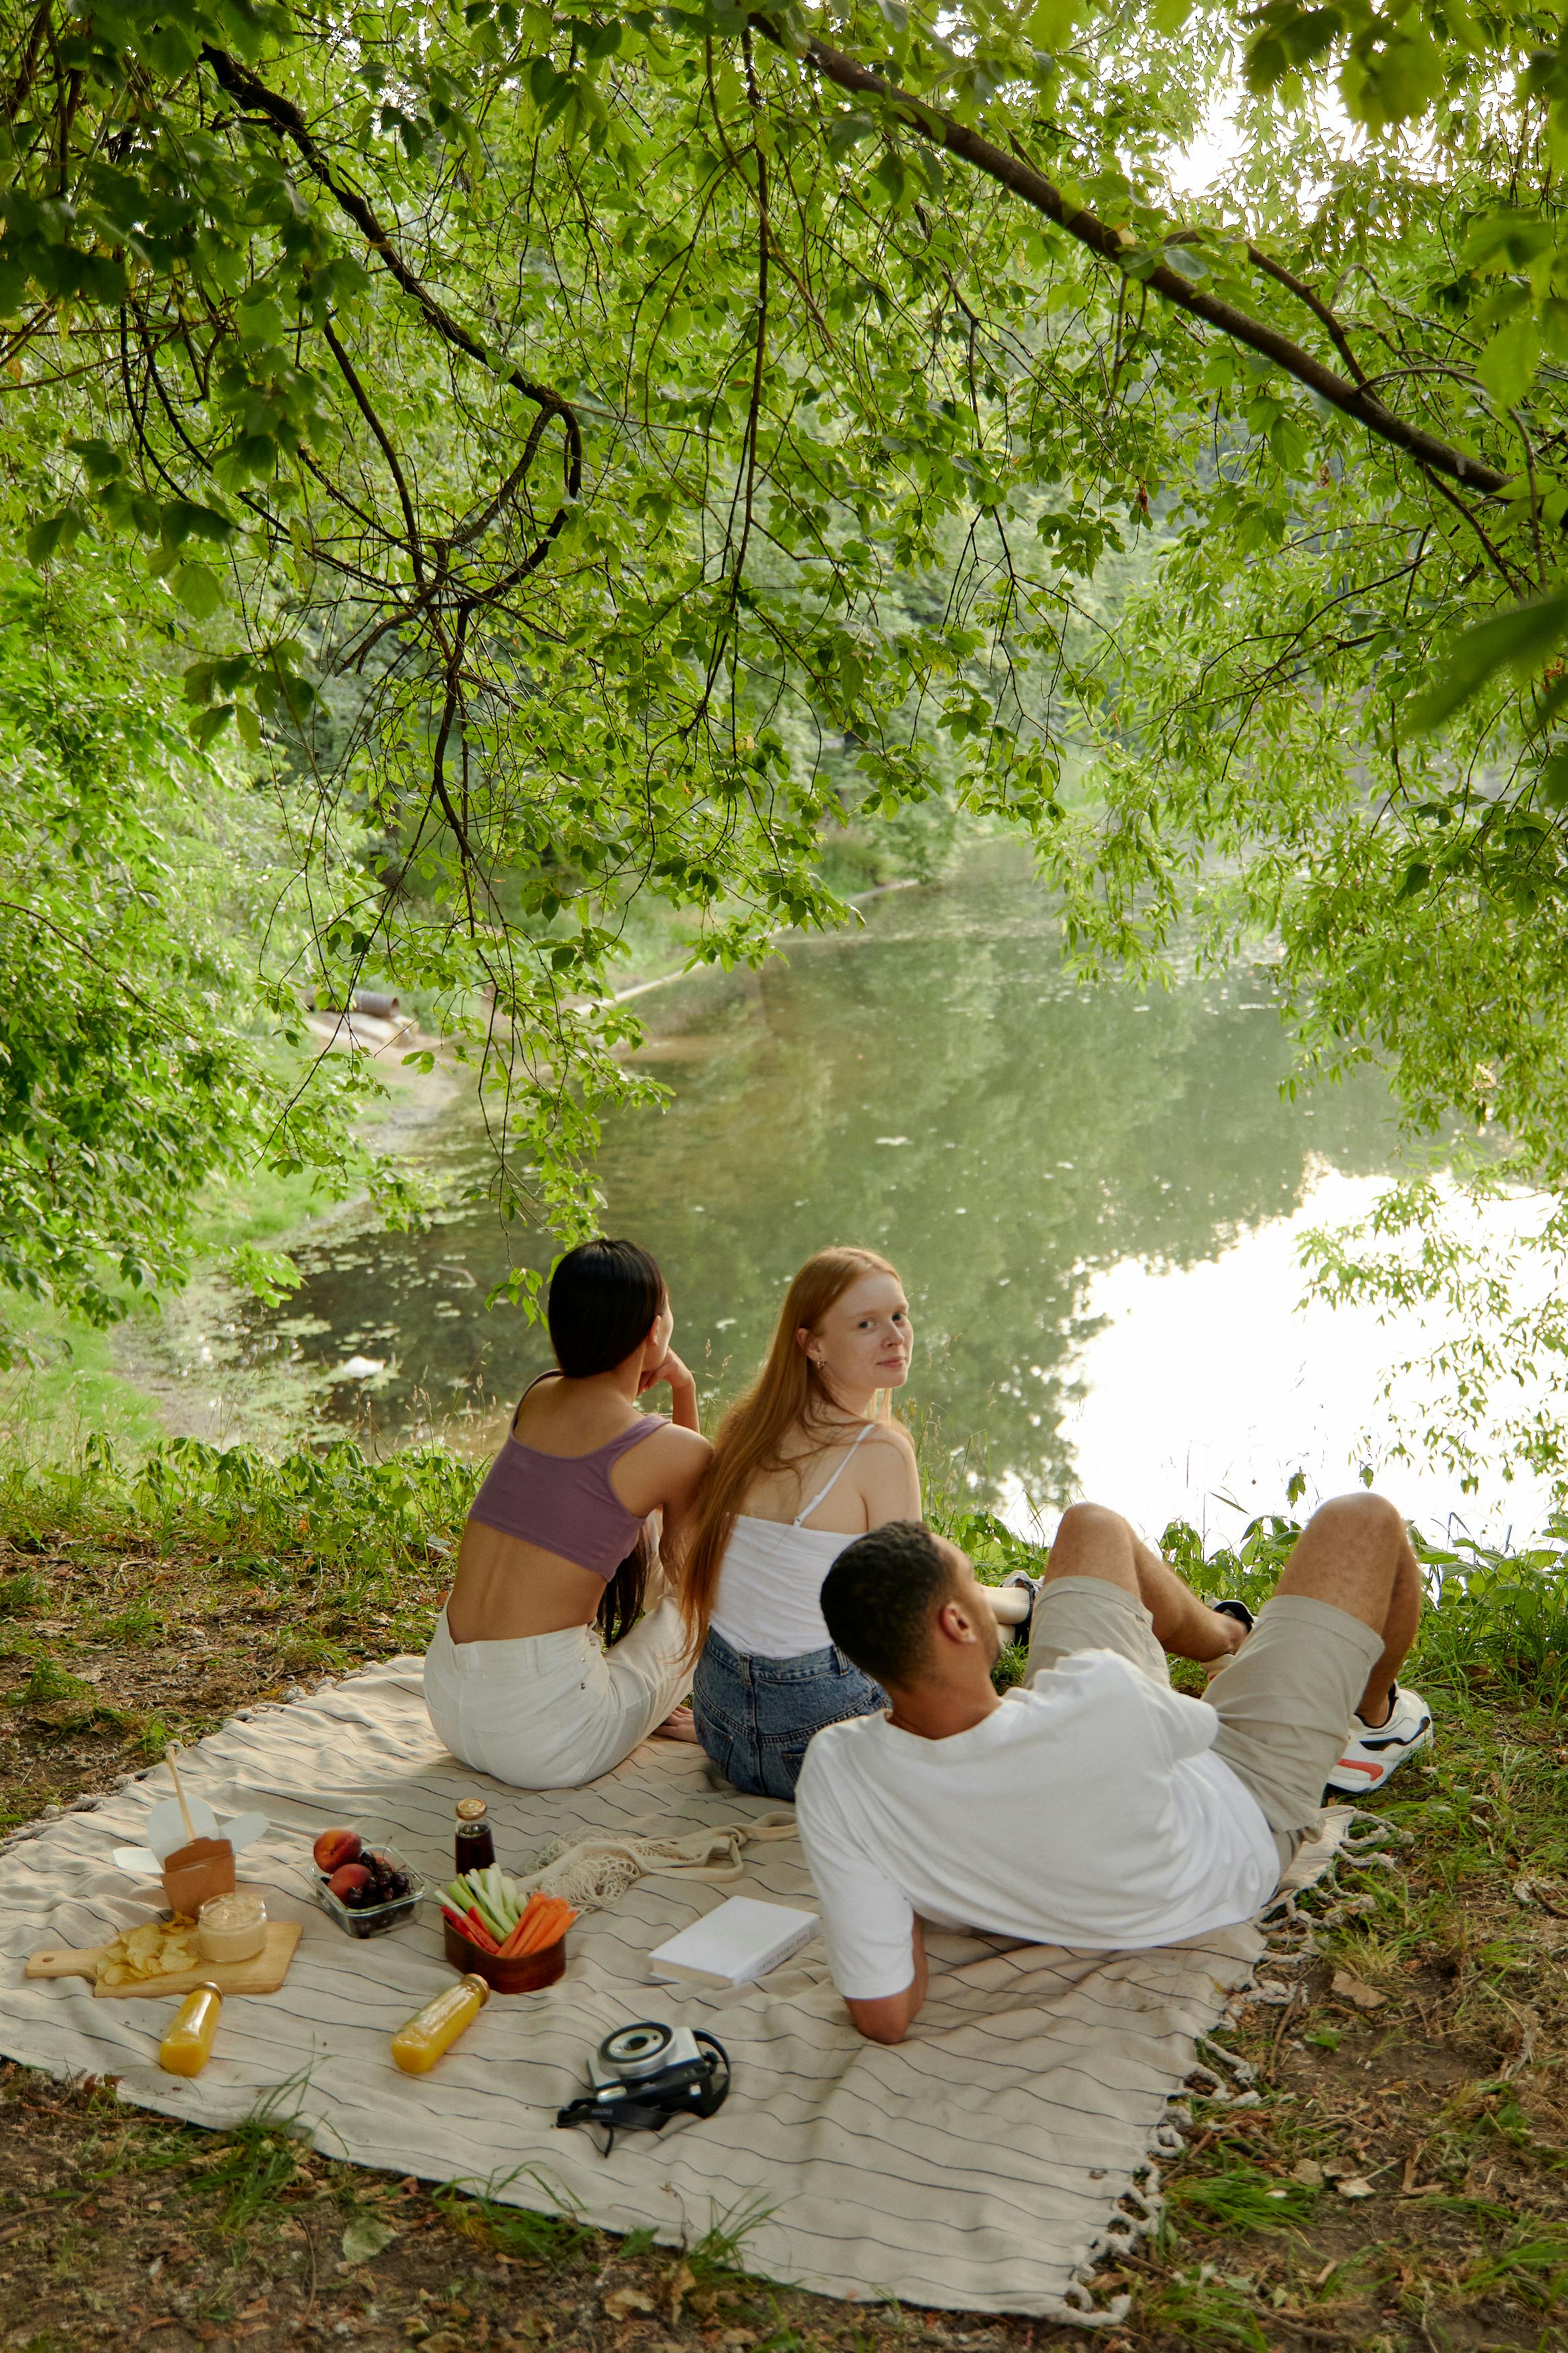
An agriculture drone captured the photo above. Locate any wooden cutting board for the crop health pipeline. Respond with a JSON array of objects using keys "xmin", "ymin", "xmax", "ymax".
[{"xmin": 26, "ymin": 1921, "xmax": 302, "ymax": 1999}]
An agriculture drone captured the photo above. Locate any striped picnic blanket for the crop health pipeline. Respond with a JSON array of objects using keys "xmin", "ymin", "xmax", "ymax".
[{"xmin": 0, "ymin": 1658, "xmax": 1314, "ymax": 2321}]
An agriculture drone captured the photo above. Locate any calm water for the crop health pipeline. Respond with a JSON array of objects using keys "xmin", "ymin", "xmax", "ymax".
[{"xmin": 210, "ymin": 841, "xmax": 1524, "ymax": 1540}]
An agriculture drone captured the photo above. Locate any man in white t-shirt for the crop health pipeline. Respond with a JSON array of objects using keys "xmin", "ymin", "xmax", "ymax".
[{"xmin": 795, "ymin": 1492, "xmax": 1431, "ymax": 2043}]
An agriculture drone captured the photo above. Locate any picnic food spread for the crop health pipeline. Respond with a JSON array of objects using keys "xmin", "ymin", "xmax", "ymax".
[
  {"xmin": 36, "ymin": 1776, "xmax": 585, "ymax": 2086},
  {"xmin": 159, "ymin": 1983, "xmax": 222, "ymax": 2077},
  {"xmin": 391, "ymin": 1972, "xmax": 490, "ymax": 2073}
]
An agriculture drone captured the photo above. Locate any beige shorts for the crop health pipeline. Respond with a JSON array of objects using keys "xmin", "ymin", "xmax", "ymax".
[{"xmin": 1024, "ymin": 1576, "xmax": 1383, "ymax": 1870}]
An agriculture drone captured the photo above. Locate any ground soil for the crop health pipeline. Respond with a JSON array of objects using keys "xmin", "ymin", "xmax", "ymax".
[{"xmin": 2, "ymin": 1524, "xmax": 1565, "ymax": 2353}]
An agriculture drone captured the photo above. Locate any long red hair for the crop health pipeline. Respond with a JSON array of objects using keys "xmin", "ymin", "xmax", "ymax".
[{"xmin": 679, "ymin": 1246, "xmax": 901, "ymax": 1654}]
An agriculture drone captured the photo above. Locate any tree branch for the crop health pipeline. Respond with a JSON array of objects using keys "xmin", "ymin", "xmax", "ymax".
[
  {"xmin": 201, "ymin": 46, "xmax": 583, "ymax": 573},
  {"xmin": 751, "ymin": 18, "xmax": 1508, "ymax": 497}
]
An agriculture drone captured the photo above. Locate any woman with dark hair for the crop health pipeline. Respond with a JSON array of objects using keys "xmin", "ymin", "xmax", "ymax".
[{"xmin": 423, "ymin": 1237, "xmax": 711, "ymax": 1788}]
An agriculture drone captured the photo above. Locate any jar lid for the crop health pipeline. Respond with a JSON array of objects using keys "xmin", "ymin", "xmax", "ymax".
[{"xmin": 455, "ymin": 1798, "xmax": 489, "ymax": 1823}]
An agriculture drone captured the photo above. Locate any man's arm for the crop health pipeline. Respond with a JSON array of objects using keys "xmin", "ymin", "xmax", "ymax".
[{"xmin": 844, "ymin": 1919, "xmax": 927, "ymax": 2045}]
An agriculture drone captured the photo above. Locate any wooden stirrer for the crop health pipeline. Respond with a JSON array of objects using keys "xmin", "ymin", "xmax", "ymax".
[{"xmin": 165, "ymin": 1741, "xmax": 197, "ymax": 1848}]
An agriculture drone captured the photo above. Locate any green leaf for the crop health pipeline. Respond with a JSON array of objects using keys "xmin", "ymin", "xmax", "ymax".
[
  {"xmin": 26, "ymin": 512, "xmax": 75, "ymax": 565},
  {"xmin": 1410, "ymin": 590, "xmax": 1568, "ymax": 733},
  {"xmin": 171, "ymin": 561, "xmax": 224, "ymax": 620},
  {"xmin": 1476, "ymin": 317, "xmax": 1540, "ymax": 408},
  {"xmin": 161, "ymin": 500, "xmax": 237, "ymax": 549},
  {"xmin": 67, "ymin": 437, "xmax": 125, "ymax": 483},
  {"xmin": 190, "ymin": 703, "xmax": 235, "ymax": 747}
]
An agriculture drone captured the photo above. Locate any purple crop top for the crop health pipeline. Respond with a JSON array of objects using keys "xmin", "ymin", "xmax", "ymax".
[{"xmin": 466, "ymin": 1382, "xmax": 664, "ymax": 1580}]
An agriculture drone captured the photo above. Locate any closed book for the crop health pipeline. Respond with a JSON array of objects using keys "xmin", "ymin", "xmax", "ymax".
[{"xmin": 646, "ymin": 1896, "xmax": 820, "ymax": 1988}]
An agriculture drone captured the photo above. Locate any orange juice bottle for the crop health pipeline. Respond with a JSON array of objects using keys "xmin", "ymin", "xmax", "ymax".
[
  {"xmin": 159, "ymin": 1984, "xmax": 222, "ymax": 2077},
  {"xmin": 391, "ymin": 1973, "xmax": 489, "ymax": 2073}
]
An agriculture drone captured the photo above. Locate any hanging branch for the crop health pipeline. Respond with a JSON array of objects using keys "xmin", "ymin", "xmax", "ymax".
[
  {"xmin": 749, "ymin": 15, "xmax": 1510, "ymax": 498},
  {"xmin": 201, "ymin": 46, "xmax": 583, "ymax": 575}
]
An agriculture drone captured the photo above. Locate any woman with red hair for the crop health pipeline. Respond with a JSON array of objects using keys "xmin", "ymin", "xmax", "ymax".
[{"xmin": 680, "ymin": 1246, "xmax": 921, "ymax": 1798}]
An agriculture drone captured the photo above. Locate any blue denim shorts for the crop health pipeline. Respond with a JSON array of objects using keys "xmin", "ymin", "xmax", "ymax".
[{"xmin": 692, "ymin": 1626, "xmax": 888, "ymax": 1800}]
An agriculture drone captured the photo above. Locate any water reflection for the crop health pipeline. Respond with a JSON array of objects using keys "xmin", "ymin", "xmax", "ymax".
[{"xmin": 237, "ymin": 844, "xmax": 1414, "ymax": 1521}]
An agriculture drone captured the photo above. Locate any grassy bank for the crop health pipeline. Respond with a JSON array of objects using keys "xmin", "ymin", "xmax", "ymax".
[{"xmin": 1, "ymin": 1442, "xmax": 1566, "ymax": 2353}]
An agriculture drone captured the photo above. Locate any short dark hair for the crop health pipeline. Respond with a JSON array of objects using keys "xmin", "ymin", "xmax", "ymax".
[
  {"xmin": 548, "ymin": 1237, "xmax": 666, "ymax": 1378},
  {"xmin": 821, "ymin": 1520, "xmax": 957, "ymax": 1687}
]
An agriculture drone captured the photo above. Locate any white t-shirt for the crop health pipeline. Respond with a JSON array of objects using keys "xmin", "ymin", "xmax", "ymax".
[{"xmin": 794, "ymin": 1651, "xmax": 1280, "ymax": 1999}]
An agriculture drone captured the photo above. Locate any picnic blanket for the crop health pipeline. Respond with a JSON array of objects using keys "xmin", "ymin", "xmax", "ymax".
[{"xmin": 0, "ymin": 1659, "xmax": 1346, "ymax": 2323}]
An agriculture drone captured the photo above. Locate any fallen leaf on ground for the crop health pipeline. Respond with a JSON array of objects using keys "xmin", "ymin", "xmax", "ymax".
[
  {"xmin": 1331, "ymin": 1969, "xmax": 1387, "ymax": 2011},
  {"xmin": 339, "ymin": 2212, "xmax": 398, "ymax": 2266},
  {"xmin": 667, "ymin": 2260, "xmax": 697, "ymax": 2325},
  {"xmin": 1334, "ymin": 2175, "xmax": 1376, "ymax": 2200},
  {"xmin": 1290, "ymin": 2159, "xmax": 1325, "ymax": 2187},
  {"xmin": 603, "ymin": 2287, "xmax": 658, "ymax": 2321}
]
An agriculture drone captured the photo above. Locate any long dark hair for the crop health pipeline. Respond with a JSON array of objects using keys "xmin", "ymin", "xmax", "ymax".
[{"xmin": 546, "ymin": 1238, "xmax": 667, "ymax": 1647}]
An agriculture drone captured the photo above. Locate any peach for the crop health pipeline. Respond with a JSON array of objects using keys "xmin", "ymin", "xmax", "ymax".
[
  {"xmin": 328, "ymin": 1861, "xmax": 372, "ymax": 1900},
  {"xmin": 313, "ymin": 1826, "xmax": 362, "ymax": 1873}
]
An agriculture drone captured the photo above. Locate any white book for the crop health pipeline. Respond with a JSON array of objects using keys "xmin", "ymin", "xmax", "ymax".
[{"xmin": 646, "ymin": 1896, "xmax": 820, "ymax": 1988}]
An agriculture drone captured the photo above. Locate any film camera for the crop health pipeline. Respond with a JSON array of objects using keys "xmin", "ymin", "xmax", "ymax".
[{"xmin": 555, "ymin": 2020, "xmax": 731, "ymax": 2153}]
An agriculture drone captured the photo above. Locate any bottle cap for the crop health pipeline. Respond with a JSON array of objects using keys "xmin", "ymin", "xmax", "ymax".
[{"xmin": 455, "ymin": 1798, "xmax": 489, "ymax": 1823}]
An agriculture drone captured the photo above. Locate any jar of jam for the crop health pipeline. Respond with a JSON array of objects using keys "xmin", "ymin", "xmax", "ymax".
[{"xmin": 454, "ymin": 1797, "xmax": 495, "ymax": 1874}]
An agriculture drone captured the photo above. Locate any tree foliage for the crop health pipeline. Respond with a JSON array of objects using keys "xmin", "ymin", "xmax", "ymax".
[
  {"xmin": 0, "ymin": 549, "xmax": 409, "ymax": 1352},
  {"xmin": 8, "ymin": 0, "xmax": 1568, "ymax": 1429}
]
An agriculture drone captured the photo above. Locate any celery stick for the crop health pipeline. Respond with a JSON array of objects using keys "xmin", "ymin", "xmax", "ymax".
[
  {"xmin": 484, "ymin": 1865, "xmax": 518, "ymax": 1931},
  {"xmin": 471, "ymin": 1887, "xmax": 509, "ymax": 1941}
]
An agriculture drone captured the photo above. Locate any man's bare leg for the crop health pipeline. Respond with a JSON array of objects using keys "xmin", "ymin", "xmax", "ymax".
[
  {"xmin": 1042, "ymin": 1503, "xmax": 1245, "ymax": 1665},
  {"xmin": 1270, "ymin": 1491, "xmax": 1420, "ymax": 1727}
]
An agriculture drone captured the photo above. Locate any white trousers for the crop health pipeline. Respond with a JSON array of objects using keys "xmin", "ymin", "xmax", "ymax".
[{"xmin": 423, "ymin": 1599, "xmax": 692, "ymax": 1790}]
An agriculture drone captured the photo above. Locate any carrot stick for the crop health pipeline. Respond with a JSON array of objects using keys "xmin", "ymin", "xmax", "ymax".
[
  {"xmin": 514, "ymin": 1898, "xmax": 571, "ymax": 1955},
  {"xmin": 497, "ymin": 1901, "xmax": 538, "ymax": 1959},
  {"xmin": 503, "ymin": 1892, "xmax": 554, "ymax": 1957}
]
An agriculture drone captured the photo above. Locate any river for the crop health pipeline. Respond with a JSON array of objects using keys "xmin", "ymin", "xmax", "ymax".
[{"xmin": 193, "ymin": 842, "xmax": 1542, "ymax": 1548}]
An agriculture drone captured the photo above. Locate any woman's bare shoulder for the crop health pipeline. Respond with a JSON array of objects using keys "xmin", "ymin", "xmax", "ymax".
[
  {"xmin": 643, "ymin": 1421, "xmax": 714, "ymax": 1469},
  {"xmin": 866, "ymin": 1421, "xmax": 919, "ymax": 1462}
]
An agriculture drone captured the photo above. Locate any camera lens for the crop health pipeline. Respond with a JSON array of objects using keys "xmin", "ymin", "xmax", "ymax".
[{"xmin": 600, "ymin": 2021, "xmax": 675, "ymax": 2079}]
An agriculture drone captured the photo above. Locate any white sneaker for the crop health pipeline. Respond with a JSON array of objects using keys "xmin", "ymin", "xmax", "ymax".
[{"xmin": 1323, "ymin": 1682, "xmax": 1434, "ymax": 1797}]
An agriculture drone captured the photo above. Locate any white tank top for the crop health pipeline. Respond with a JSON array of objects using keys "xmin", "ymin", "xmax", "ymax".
[{"xmin": 707, "ymin": 1426, "xmax": 877, "ymax": 1659}]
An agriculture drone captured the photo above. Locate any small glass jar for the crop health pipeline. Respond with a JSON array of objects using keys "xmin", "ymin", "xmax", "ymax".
[
  {"xmin": 197, "ymin": 1890, "xmax": 267, "ymax": 1964},
  {"xmin": 454, "ymin": 1797, "xmax": 495, "ymax": 1874}
]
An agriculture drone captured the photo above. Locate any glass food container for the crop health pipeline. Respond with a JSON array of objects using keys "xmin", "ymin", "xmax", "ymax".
[{"xmin": 313, "ymin": 1840, "xmax": 425, "ymax": 1939}]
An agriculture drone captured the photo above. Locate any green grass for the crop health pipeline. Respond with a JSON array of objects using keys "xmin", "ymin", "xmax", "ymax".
[
  {"xmin": 433, "ymin": 2167, "xmax": 597, "ymax": 2268},
  {"xmin": 1167, "ymin": 2157, "xmax": 1320, "ymax": 2235},
  {"xmin": 190, "ymin": 2077, "xmax": 315, "ymax": 2234}
]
